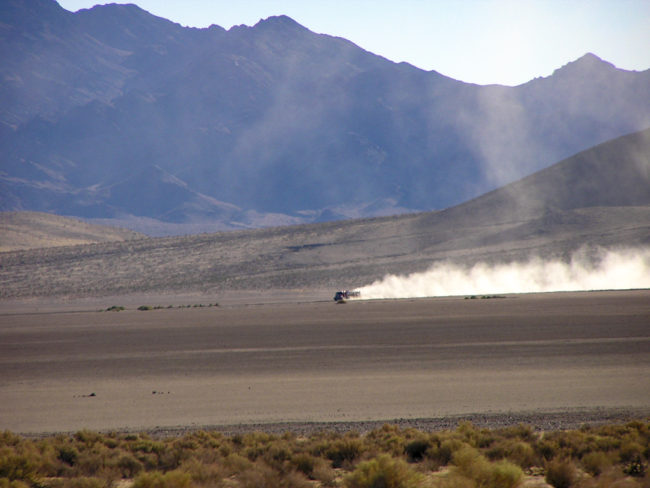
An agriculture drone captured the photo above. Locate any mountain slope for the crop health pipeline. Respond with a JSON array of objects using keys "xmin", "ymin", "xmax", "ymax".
[
  {"xmin": 1, "ymin": 129, "xmax": 648, "ymax": 298},
  {"xmin": 1, "ymin": 0, "xmax": 649, "ymax": 232},
  {"xmin": 0, "ymin": 211, "xmax": 144, "ymax": 251}
]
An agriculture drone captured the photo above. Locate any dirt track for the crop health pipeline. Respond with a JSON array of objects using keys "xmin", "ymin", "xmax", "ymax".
[{"xmin": 1, "ymin": 290, "xmax": 649, "ymax": 434}]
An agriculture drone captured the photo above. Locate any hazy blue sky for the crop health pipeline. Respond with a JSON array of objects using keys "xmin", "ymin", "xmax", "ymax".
[{"xmin": 57, "ymin": 0, "xmax": 650, "ymax": 86}]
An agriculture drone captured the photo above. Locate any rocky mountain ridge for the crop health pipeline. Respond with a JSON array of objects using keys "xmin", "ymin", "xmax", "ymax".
[{"xmin": 1, "ymin": 0, "xmax": 649, "ymax": 234}]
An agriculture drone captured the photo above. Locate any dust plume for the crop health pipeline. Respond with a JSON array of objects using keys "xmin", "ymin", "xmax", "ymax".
[{"xmin": 359, "ymin": 247, "xmax": 650, "ymax": 299}]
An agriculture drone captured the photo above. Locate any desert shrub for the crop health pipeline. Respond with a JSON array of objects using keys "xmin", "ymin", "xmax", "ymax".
[
  {"xmin": 404, "ymin": 437, "xmax": 431, "ymax": 462},
  {"xmin": 105, "ymin": 306, "xmax": 124, "ymax": 312},
  {"xmin": 129, "ymin": 439, "xmax": 165, "ymax": 456},
  {"xmin": 545, "ymin": 458, "xmax": 578, "ymax": 488},
  {"xmin": 619, "ymin": 440, "xmax": 645, "ymax": 464},
  {"xmin": 137, "ymin": 305, "xmax": 152, "ymax": 311},
  {"xmin": 291, "ymin": 452, "xmax": 316, "ymax": 477},
  {"xmin": 452, "ymin": 446, "xmax": 522, "ymax": 488},
  {"xmin": 452, "ymin": 446, "xmax": 488, "ymax": 480},
  {"xmin": 0, "ymin": 433, "xmax": 22, "ymax": 448},
  {"xmin": 157, "ymin": 446, "xmax": 188, "ymax": 471},
  {"xmin": 457, "ymin": 421, "xmax": 481, "ymax": 447},
  {"xmin": 499, "ymin": 423, "xmax": 537, "ymax": 442},
  {"xmin": 133, "ymin": 470, "xmax": 192, "ymax": 488},
  {"xmin": 179, "ymin": 458, "xmax": 222, "ymax": 485},
  {"xmin": 324, "ymin": 437, "xmax": 363, "ymax": 468},
  {"xmin": 485, "ymin": 460, "xmax": 524, "ymax": 488},
  {"xmin": 486, "ymin": 439, "xmax": 536, "ymax": 468},
  {"xmin": 577, "ymin": 469, "xmax": 643, "ymax": 488},
  {"xmin": 428, "ymin": 439, "xmax": 466, "ymax": 466},
  {"xmin": 310, "ymin": 458, "xmax": 337, "ymax": 486},
  {"xmin": 116, "ymin": 453, "xmax": 143, "ymax": 478},
  {"xmin": 57, "ymin": 445, "xmax": 79, "ymax": 466},
  {"xmin": 45, "ymin": 477, "xmax": 106, "ymax": 488},
  {"xmin": 261, "ymin": 441, "xmax": 292, "ymax": 471},
  {"xmin": 537, "ymin": 438, "xmax": 560, "ymax": 462},
  {"xmin": 74, "ymin": 431, "xmax": 103, "ymax": 447},
  {"xmin": 235, "ymin": 460, "xmax": 310, "ymax": 488},
  {"xmin": 102, "ymin": 437, "xmax": 118, "ymax": 450},
  {"xmin": 456, "ymin": 421, "xmax": 495, "ymax": 448},
  {"xmin": 344, "ymin": 454, "xmax": 422, "ymax": 488},
  {"xmin": 0, "ymin": 454, "xmax": 35, "ymax": 482},
  {"xmin": 0, "ymin": 479, "xmax": 30, "ymax": 488},
  {"xmin": 581, "ymin": 451, "xmax": 612, "ymax": 476},
  {"xmin": 222, "ymin": 453, "xmax": 253, "ymax": 476},
  {"xmin": 623, "ymin": 455, "xmax": 646, "ymax": 478},
  {"xmin": 363, "ymin": 425, "xmax": 407, "ymax": 455}
]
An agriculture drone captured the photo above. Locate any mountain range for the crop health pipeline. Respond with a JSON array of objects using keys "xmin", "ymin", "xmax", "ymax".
[{"xmin": 1, "ymin": 0, "xmax": 649, "ymax": 234}]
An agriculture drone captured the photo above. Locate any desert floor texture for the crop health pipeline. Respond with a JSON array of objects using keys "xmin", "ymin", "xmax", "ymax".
[{"xmin": 1, "ymin": 289, "xmax": 649, "ymax": 434}]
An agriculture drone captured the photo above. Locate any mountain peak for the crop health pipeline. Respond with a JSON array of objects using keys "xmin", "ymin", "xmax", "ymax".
[
  {"xmin": 553, "ymin": 52, "xmax": 617, "ymax": 76},
  {"xmin": 253, "ymin": 15, "xmax": 307, "ymax": 31}
]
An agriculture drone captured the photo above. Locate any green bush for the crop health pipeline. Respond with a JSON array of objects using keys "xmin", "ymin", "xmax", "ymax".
[
  {"xmin": 344, "ymin": 454, "xmax": 422, "ymax": 488},
  {"xmin": 137, "ymin": 305, "xmax": 152, "ymax": 311}
]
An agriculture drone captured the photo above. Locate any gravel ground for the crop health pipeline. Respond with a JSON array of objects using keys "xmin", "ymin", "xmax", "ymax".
[{"xmin": 112, "ymin": 407, "xmax": 650, "ymax": 439}]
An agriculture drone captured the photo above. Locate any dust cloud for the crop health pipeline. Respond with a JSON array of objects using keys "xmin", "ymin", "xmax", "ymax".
[{"xmin": 359, "ymin": 248, "xmax": 650, "ymax": 299}]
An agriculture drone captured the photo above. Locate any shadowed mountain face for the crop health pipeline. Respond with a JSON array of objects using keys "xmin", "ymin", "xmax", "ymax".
[
  {"xmin": 1, "ymin": 0, "xmax": 649, "ymax": 233},
  {"xmin": 2, "ymin": 128, "xmax": 648, "ymax": 298}
]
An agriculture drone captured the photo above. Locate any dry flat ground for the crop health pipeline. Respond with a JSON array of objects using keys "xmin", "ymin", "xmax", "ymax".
[{"xmin": 1, "ymin": 289, "xmax": 649, "ymax": 434}]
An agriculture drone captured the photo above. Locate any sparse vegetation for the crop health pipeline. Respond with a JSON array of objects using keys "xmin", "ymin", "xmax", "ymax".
[
  {"xmin": 464, "ymin": 295, "xmax": 506, "ymax": 300},
  {"xmin": 0, "ymin": 421, "xmax": 648, "ymax": 487},
  {"xmin": 104, "ymin": 305, "xmax": 125, "ymax": 312},
  {"xmin": 135, "ymin": 303, "xmax": 218, "ymax": 311}
]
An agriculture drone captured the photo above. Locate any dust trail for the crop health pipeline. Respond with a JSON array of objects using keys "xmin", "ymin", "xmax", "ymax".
[{"xmin": 359, "ymin": 248, "xmax": 650, "ymax": 299}]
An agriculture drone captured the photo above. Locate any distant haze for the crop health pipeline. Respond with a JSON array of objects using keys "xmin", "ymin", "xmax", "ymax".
[
  {"xmin": 57, "ymin": 0, "xmax": 650, "ymax": 86},
  {"xmin": 360, "ymin": 248, "xmax": 650, "ymax": 299}
]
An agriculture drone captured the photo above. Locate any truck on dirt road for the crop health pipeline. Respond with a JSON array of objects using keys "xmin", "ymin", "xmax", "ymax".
[{"xmin": 333, "ymin": 290, "xmax": 361, "ymax": 303}]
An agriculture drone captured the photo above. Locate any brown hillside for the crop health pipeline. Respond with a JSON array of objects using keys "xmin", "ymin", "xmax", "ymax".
[
  {"xmin": 0, "ymin": 130, "xmax": 648, "ymax": 299},
  {"xmin": 0, "ymin": 211, "xmax": 145, "ymax": 252}
]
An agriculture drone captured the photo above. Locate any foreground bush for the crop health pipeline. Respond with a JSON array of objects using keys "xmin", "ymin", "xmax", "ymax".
[
  {"xmin": 0, "ymin": 420, "xmax": 647, "ymax": 487},
  {"xmin": 451, "ymin": 446, "xmax": 523, "ymax": 488},
  {"xmin": 345, "ymin": 454, "xmax": 422, "ymax": 488},
  {"xmin": 545, "ymin": 458, "xmax": 577, "ymax": 488}
]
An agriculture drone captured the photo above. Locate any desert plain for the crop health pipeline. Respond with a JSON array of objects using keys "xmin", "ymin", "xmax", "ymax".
[{"xmin": 1, "ymin": 289, "xmax": 648, "ymax": 434}]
